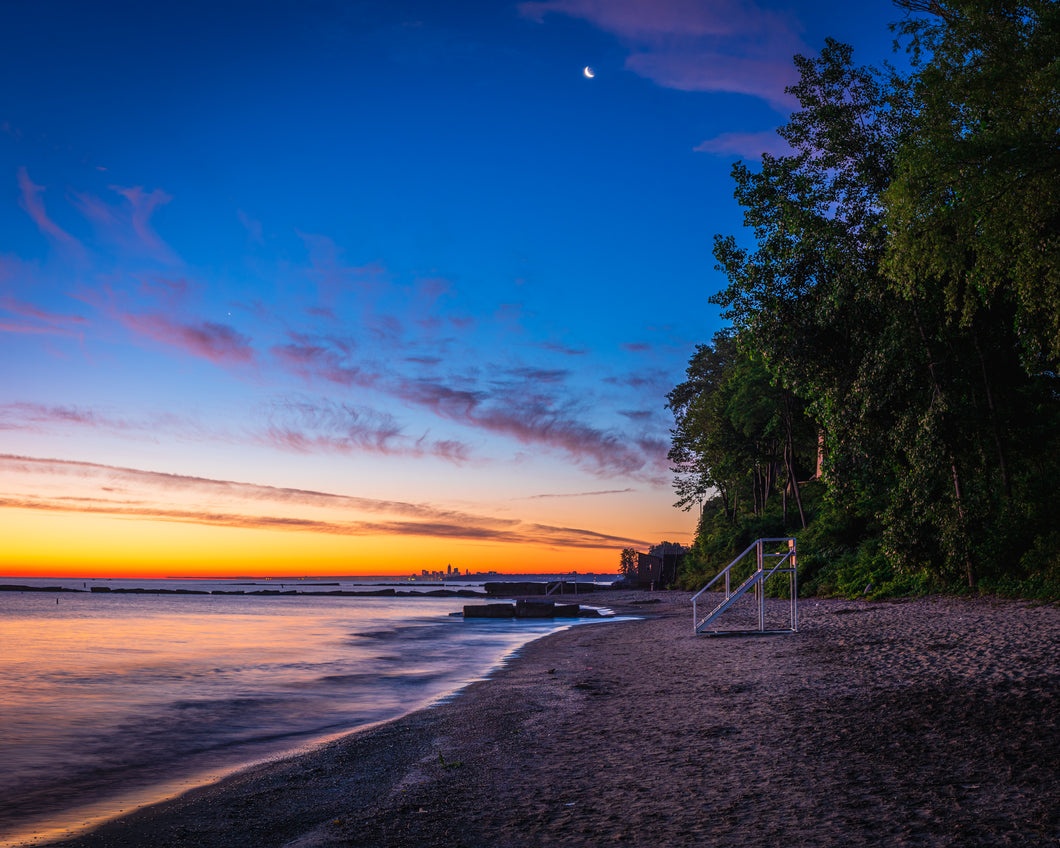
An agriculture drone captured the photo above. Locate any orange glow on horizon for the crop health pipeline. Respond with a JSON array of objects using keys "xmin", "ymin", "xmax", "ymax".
[{"xmin": 0, "ymin": 508, "xmax": 621, "ymax": 580}]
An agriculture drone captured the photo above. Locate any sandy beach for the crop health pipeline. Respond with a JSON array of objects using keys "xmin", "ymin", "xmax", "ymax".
[{"xmin": 41, "ymin": 591, "xmax": 1060, "ymax": 848}]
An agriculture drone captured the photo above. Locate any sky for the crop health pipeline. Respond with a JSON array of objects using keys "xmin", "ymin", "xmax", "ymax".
[{"xmin": 1, "ymin": 0, "xmax": 905, "ymax": 578}]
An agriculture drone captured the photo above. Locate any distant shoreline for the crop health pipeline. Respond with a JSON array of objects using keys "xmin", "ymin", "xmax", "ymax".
[{"xmin": 37, "ymin": 591, "xmax": 1060, "ymax": 848}]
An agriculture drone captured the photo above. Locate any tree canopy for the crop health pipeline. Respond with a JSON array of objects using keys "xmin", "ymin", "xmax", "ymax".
[{"xmin": 671, "ymin": 0, "xmax": 1060, "ymax": 597}]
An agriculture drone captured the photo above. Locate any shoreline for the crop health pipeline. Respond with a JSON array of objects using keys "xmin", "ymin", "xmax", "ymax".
[{"xmin": 36, "ymin": 591, "xmax": 1060, "ymax": 848}]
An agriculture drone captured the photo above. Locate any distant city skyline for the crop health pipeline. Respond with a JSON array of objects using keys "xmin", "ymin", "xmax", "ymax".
[{"xmin": 1, "ymin": 0, "xmax": 904, "ymax": 576}]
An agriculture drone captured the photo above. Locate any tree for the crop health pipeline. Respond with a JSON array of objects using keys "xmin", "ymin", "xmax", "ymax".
[
  {"xmin": 667, "ymin": 330, "xmax": 743, "ymax": 518},
  {"xmin": 697, "ymin": 20, "xmax": 1060, "ymax": 591},
  {"xmin": 886, "ymin": 0, "xmax": 1060, "ymax": 361},
  {"xmin": 619, "ymin": 547, "xmax": 638, "ymax": 579},
  {"xmin": 711, "ymin": 40, "xmax": 920, "ymax": 555},
  {"xmin": 669, "ymin": 330, "xmax": 815, "ymax": 530}
]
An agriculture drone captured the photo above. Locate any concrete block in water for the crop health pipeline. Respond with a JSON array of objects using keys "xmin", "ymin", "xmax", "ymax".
[
  {"xmin": 514, "ymin": 600, "xmax": 555, "ymax": 618},
  {"xmin": 463, "ymin": 603, "xmax": 515, "ymax": 618}
]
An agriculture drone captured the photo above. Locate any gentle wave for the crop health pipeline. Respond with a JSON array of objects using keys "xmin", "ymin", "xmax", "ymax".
[{"xmin": 0, "ymin": 585, "xmax": 604, "ymax": 846}]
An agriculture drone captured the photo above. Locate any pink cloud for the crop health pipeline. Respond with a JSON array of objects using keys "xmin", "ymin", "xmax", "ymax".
[
  {"xmin": 263, "ymin": 426, "xmax": 401, "ymax": 456},
  {"xmin": 137, "ymin": 275, "xmax": 193, "ymax": 307},
  {"xmin": 0, "ymin": 296, "xmax": 87, "ymax": 328},
  {"xmin": 298, "ymin": 232, "xmax": 388, "ymax": 304},
  {"xmin": 414, "ymin": 275, "xmax": 452, "ymax": 305},
  {"xmin": 0, "ymin": 492, "xmax": 645, "ymax": 547},
  {"xmin": 0, "ymin": 321, "xmax": 80, "ymax": 337},
  {"xmin": 522, "ymin": 488, "xmax": 636, "ymax": 499},
  {"xmin": 367, "ymin": 312, "xmax": 404, "ymax": 341},
  {"xmin": 16, "ymin": 167, "xmax": 81, "ymax": 247},
  {"xmin": 237, "ymin": 209, "xmax": 265, "ymax": 245},
  {"xmin": 120, "ymin": 312, "xmax": 255, "ymax": 365},
  {"xmin": 396, "ymin": 380, "xmax": 484, "ymax": 420},
  {"xmin": 627, "ymin": 51, "xmax": 799, "ymax": 110},
  {"xmin": 518, "ymin": 0, "xmax": 803, "ymax": 110},
  {"xmin": 0, "ymin": 456, "xmax": 652, "ymax": 547},
  {"xmin": 519, "ymin": 0, "xmax": 733, "ymax": 35},
  {"xmin": 430, "ymin": 439, "xmax": 472, "ymax": 463},
  {"xmin": 70, "ymin": 185, "xmax": 179, "ymax": 264},
  {"xmin": 605, "ymin": 368, "xmax": 669, "ymax": 390},
  {"xmin": 538, "ymin": 341, "xmax": 588, "ymax": 356},
  {"xmin": 477, "ymin": 406, "xmax": 647, "ymax": 475},
  {"xmin": 260, "ymin": 399, "xmax": 474, "ymax": 465},
  {"xmin": 406, "ymin": 355, "xmax": 443, "ymax": 366},
  {"xmin": 271, "ymin": 338, "xmax": 377, "ymax": 389},
  {"xmin": 507, "ymin": 367, "xmax": 571, "ymax": 383},
  {"xmin": 261, "ymin": 423, "xmax": 471, "ymax": 465},
  {"xmin": 392, "ymin": 377, "xmax": 648, "ymax": 476},
  {"xmin": 694, "ymin": 128, "xmax": 794, "ymax": 159},
  {"xmin": 0, "ymin": 403, "xmax": 136, "ymax": 432},
  {"xmin": 70, "ymin": 190, "xmax": 119, "ymax": 228},
  {"xmin": 113, "ymin": 185, "xmax": 174, "ymax": 258}
]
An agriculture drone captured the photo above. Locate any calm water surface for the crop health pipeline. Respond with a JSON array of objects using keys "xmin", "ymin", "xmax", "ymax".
[{"xmin": 0, "ymin": 582, "xmax": 600, "ymax": 846}]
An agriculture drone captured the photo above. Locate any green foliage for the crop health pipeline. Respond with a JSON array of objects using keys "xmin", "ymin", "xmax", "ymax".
[
  {"xmin": 668, "ymin": 331, "xmax": 815, "ymax": 532},
  {"xmin": 618, "ymin": 547, "xmax": 637, "ymax": 579},
  {"xmin": 887, "ymin": 0, "xmax": 1060, "ymax": 360},
  {"xmin": 672, "ymin": 11, "xmax": 1060, "ymax": 600},
  {"xmin": 437, "ymin": 752, "xmax": 463, "ymax": 770}
]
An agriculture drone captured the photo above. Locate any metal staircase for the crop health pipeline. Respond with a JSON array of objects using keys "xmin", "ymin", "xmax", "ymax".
[{"xmin": 692, "ymin": 538, "xmax": 798, "ymax": 635}]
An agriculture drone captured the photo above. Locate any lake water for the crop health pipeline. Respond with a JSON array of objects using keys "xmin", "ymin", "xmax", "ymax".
[{"xmin": 0, "ymin": 579, "xmax": 609, "ymax": 846}]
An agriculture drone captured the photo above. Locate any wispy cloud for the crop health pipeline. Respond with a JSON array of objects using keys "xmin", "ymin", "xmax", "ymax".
[
  {"xmin": 16, "ymin": 167, "xmax": 82, "ymax": 248},
  {"xmin": 114, "ymin": 186, "xmax": 175, "ymax": 261},
  {"xmin": 518, "ymin": 0, "xmax": 803, "ymax": 110},
  {"xmin": 298, "ymin": 231, "xmax": 388, "ymax": 305},
  {"xmin": 271, "ymin": 336, "xmax": 377, "ymax": 389},
  {"xmin": 506, "ymin": 367, "xmax": 571, "ymax": 383},
  {"xmin": 237, "ymin": 209, "xmax": 265, "ymax": 245},
  {"xmin": 537, "ymin": 341, "xmax": 589, "ymax": 356},
  {"xmin": 473, "ymin": 404, "xmax": 647, "ymax": 475},
  {"xmin": 71, "ymin": 184, "xmax": 179, "ymax": 264},
  {"xmin": 136, "ymin": 275, "xmax": 192, "ymax": 307},
  {"xmin": 520, "ymin": 488, "xmax": 635, "ymax": 499},
  {"xmin": 0, "ymin": 455, "xmax": 650, "ymax": 548},
  {"xmin": 257, "ymin": 398, "xmax": 474, "ymax": 464},
  {"xmin": 390, "ymin": 370, "xmax": 650, "ymax": 475},
  {"xmin": 119, "ymin": 312, "xmax": 256, "ymax": 365},
  {"xmin": 0, "ymin": 295, "xmax": 87, "ymax": 338},
  {"xmin": 0, "ymin": 403, "xmax": 139, "ymax": 433},
  {"xmin": 694, "ymin": 129, "xmax": 793, "ymax": 159},
  {"xmin": 263, "ymin": 318, "xmax": 658, "ymax": 476}
]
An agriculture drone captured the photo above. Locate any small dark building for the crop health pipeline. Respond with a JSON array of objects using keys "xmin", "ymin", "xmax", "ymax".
[{"xmin": 634, "ymin": 552, "xmax": 682, "ymax": 589}]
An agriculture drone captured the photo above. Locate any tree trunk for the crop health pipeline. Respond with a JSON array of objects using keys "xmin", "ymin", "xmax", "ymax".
[
  {"xmin": 973, "ymin": 327, "xmax": 1010, "ymax": 496},
  {"xmin": 782, "ymin": 467, "xmax": 788, "ymax": 527},
  {"xmin": 783, "ymin": 399, "xmax": 807, "ymax": 530},
  {"xmin": 915, "ymin": 307, "xmax": 975, "ymax": 587}
]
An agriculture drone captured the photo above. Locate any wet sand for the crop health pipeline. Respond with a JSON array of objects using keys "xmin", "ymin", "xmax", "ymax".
[{"xmin": 41, "ymin": 592, "xmax": 1060, "ymax": 847}]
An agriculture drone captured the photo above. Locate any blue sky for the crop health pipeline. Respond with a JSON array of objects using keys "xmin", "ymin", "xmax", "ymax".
[{"xmin": 1, "ymin": 0, "xmax": 907, "ymax": 575}]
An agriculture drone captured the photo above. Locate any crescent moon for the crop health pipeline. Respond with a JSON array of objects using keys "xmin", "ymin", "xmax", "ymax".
[{"xmin": 583, "ymin": 66, "xmax": 595, "ymax": 79}]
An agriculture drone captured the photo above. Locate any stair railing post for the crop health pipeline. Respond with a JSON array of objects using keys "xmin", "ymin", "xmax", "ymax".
[{"xmin": 757, "ymin": 540, "xmax": 765, "ymax": 631}]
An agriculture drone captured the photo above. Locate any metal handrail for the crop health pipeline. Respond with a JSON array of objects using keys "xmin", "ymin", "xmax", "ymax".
[
  {"xmin": 691, "ymin": 540, "xmax": 759, "ymax": 602},
  {"xmin": 692, "ymin": 537, "xmax": 798, "ymax": 635}
]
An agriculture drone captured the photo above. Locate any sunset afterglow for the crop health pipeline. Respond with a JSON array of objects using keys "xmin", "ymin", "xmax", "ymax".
[{"xmin": 0, "ymin": 0, "xmax": 899, "ymax": 578}]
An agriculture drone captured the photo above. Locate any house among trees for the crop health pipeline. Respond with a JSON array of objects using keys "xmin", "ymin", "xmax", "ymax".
[{"xmin": 621, "ymin": 543, "xmax": 686, "ymax": 589}]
